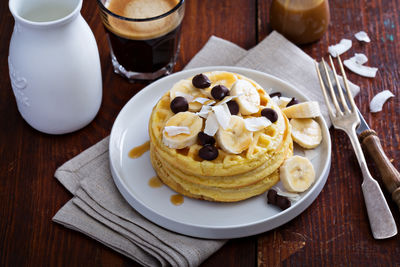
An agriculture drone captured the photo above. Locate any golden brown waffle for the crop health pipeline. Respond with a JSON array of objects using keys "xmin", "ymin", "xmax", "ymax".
[{"xmin": 148, "ymin": 71, "xmax": 293, "ymax": 202}]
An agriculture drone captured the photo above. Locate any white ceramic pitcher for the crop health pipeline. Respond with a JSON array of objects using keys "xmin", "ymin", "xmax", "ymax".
[{"xmin": 8, "ymin": 0, "xmax": 102, "ymax": 134}]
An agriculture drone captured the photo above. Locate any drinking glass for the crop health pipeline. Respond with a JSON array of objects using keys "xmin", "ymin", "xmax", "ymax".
[{"xmin": 97, "ymin": 0, "xmax": 185, "ymax": 81}]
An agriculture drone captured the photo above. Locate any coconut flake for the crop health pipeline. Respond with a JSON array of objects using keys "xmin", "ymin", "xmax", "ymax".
[
  {"xmin": 244, "ymin": 117, "xmax": 272, "ymax": 132},
  {"xmin": 192, "ymin": 97, "xmax": 210, "ymax": 104},
  {"xmin": 271, "ymin": 186, "xmax": 301, "ymax": 202},
  {"xmin": 217, "ymin": 94, "xmax": 242, "ymax": 106},
  {"xmin": 369, "ymin": 90, "xmax": 395, "ymax": 113},
  {"xmin": 196, "ymin": 105, "xmax": 212, "ymax": 118},
  {"xmin": 163, "ymin": 126, "xmax": 190, "ymax": 136},
  {"xmin": 278, "ymin": 96, "xmax": 292, "ymax": 108},
  {"xmin": 175, "ymin": 91, "xmax": 195, "ymax": 102},
  {"xmin": 271, "ymin": 96, "xmax": 291, "ymax": 108},
  {"xmin": 212, "ymin": 104, "xmax": 231, "ymax": 130},
  {"xmin": 204, "ymin": 112, "xmax": 219, "ymax": 136},
  {"xmin": 328, "ymin": 39, "xmax": 352, "ymax": 57},
  {"xmin": 216, "ymin": 95, "xmax": 235, "ymax": 106},
  {"xmin": 343, "ymin": 56, "xmax": 378, "ymax": 78},
  {"xmin": 204, "ymin": 100, "xmax": 216, "ymax": 106},
  {"xmin": 355, "ymin": 31, "xmax": 371, "ymax": 43},
  {"xmin": 271, "ymin": 96, "xmax": 280, "ymax": 104},
  {"xmin": 354, "ymin": 53, "xmax": 368, "ymax": 64}
]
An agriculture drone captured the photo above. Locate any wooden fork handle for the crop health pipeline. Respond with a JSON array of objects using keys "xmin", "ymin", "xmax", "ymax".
[{"xmin": 359, "ymin": 129, "xmax": 400, "ymax": 210}]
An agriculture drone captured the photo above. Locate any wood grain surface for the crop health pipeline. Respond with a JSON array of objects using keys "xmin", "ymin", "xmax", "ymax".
[{"xmin": 1, "ymin": 0, "xmax": 399, "ymax": 266}]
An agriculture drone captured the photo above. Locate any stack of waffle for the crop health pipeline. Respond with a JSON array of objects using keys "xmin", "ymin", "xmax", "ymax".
[{"xmin": 149, "ymin": 71, "xmax": 293, "ymax": 202}]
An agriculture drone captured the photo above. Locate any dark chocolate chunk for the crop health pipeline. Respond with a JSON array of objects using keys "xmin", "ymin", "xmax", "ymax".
[
  {"xmin": 276, "ymin": 195, "xmax": 291, "ymax": 210},
  {"xmin": 192, "ymin": 73, "xmax": 211, "ymax": 89},
  {"xmin": 198, "ymin": 132, "xmax": 216, "ymax": 146},
  {"xmin": 261, "ymin": 108, "xmax": 278, "ymax": 123},
  {"xmin": 170, "ymin": 96, "xmax": 188, "ymax": 113},
  {"xmin": 211, "ymin": 85, "xmax": 230, "ymax": 100},
  {"xmin": 267, "ymin": 189, "xmax": 291, "ymax": 210},
  {"xmin": 267, "ymin": 189, "xmax": 277, "ymax": 204},
  {"xmin": 287, "ymin": 97, "xmax": 299, "ymax": 107},
  {"xmin": 198, "ymin": 145, "xmax": 218, "ymax": 160},
  {"xmin": 227, "ymin": 100, "xmax": 239, "ymax": 115},
  {"xmin": 269, "ymin": 92, "xmax": 282, "ymax": 98}
]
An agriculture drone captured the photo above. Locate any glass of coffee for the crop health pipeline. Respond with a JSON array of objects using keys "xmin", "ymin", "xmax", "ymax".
[{"xmin": 97, "ymin": 0, "xmax": 185, "ymax": 81}]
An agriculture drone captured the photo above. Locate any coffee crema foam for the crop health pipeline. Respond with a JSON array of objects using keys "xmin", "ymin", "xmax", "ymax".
[{"xmin": 105, "ymin": 0, "xmax": 181, "ymax": 40}]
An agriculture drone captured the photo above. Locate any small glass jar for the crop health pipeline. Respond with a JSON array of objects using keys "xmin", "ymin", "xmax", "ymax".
[{"xmin": 270, "ymin": 0, "xmax": 330, "ymax": 45}]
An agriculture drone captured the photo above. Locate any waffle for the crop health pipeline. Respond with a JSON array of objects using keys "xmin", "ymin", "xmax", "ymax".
[{"xmin": 149, "ymin": 71, "xmax": 293, "ymax": 202}]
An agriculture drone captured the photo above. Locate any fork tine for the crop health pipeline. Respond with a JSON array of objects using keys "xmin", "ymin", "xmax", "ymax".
[
  {"xmin": 337, "ymin": 55, "xmax": 358, "ymax": 112},
  {"xmin": 314, "ymin": 60, "xmax": 336, "ymax": 118},
  {"xmin": 328, "ymin": 55, "xmax": 351, "ymax": 113},
  {"xmin": 321, "ymin": 58, "xmax": 343, "ymax": 116}
]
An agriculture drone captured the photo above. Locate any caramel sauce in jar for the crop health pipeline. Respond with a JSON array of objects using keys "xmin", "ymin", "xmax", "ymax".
[
  {"xmin": 148, "ymin": 176, "xmax": 163, "ymax": 188},
  {"xmin": 128, "ymin": 141, "xmax": 150, "ymax": 159},
  {"xmin": 270, "ymin": 0, "xmax": 330, "ymax": 44},
  {"xmin": 170, "ymin": 194, "xmax": 184, "ymax": 205}
]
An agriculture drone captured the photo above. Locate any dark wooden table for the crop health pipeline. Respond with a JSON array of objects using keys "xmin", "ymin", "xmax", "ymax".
[{"xmin": 1, "ymin": 0, "xmax": 399, "ymax": 266}]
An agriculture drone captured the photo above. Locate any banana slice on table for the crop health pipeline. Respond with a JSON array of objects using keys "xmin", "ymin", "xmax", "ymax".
[
  {"xmin": 283, "ymin": 101, "xmax": 321, "ymax": 118},
  {"xmin": 230, "ymin": 80, "xmax": 260, "ymax": 115},
  {"xmin": 162, "ymin": 112, "xmax": 203, "ymax": 149},
  {"xmin": 290, "ymin": 118, "xmax": 322, "ymax": 149},
  {"xmin": 280, "ymin": 155, "xmax": 316, "ymax": 193},
  {"xmin": 216, "ymin": 115, "xmax": 253, "ymax": 154}
]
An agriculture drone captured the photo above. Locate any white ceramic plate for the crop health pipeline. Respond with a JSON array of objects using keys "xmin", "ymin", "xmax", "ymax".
[{"xmin": 109, "ymin": 66, "xmax": 331, "ymax": 239}]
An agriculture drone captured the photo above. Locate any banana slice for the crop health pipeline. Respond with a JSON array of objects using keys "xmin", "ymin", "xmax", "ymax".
[
  {"xmin": 230, "ymin": 80, "xmax": 260, "ymax": 115},
  {"xmin": 216, "ymin": 115, "xmax": 253, "ymax": 154},
  {"xmin": 207, "ymin": 71, "xmax": 238, "ymax": 88},
  {"xmin": 290, "ymin": 118, "xmax": 322, "ymax": 149},
  {"xmin": 280, "ymin": 155, "xmax": 316, "ymax": 193},
  {"xmin": 170, "ymin": 79, "xmax": 206, "ymax": 112},
  {"xmin": 170, "ymin": 79, "xmax": 197, "ymax": 100},
  {"xmin": 188, "ymin": 102, "xmax": 203, "ymax": 113},
  {"xmin": 282, "ymin": 101, "xmax": 321, "ymax": 118},
  {"xmin": 162, "ymin": 112, "xmax": 203, "ymax": 149}
]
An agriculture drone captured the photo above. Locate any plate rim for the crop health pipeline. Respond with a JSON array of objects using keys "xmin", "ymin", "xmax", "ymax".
[{"xmin": 109, "ymin": 66, "xmax": 332, "ymax": 239}]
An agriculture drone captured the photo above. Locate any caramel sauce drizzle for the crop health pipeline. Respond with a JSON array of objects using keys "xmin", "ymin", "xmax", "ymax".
[
  {"xmin": 170, "ymin": 194, "xmax": 184, "ymax": 205},
  {"xmin": 128, "ymin": 141, "xmax": 150, "ymax": 159},
  {"xmin": 129, "ymin": 141, "xmax": 184, "ymax": 206},
  {"xmin": 148, "ymin": 176, "xmax": 163, "ymax": 188}
]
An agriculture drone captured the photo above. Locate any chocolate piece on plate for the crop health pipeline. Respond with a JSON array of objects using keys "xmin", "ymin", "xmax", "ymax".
[
  {"xmin": 276, "ymin": 195, "xmax": 291, "ymax": 210},
  {"xmin": 267, "ymin": 189, "xmax": 277, "ymax": 204},
  {"xmin": 269, "ymin": 92, "xmax": 282, "ymax": 98}
]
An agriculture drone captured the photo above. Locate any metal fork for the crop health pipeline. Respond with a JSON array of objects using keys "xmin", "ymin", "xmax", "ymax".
[{"xmin": 315, "ymin": 55, "xmax": 397, "ymax": 239}]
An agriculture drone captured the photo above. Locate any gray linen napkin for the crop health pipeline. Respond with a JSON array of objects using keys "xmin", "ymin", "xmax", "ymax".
[{"xmin": 53, "ymin": 31, "xmax": 359, "ymax": 266}]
